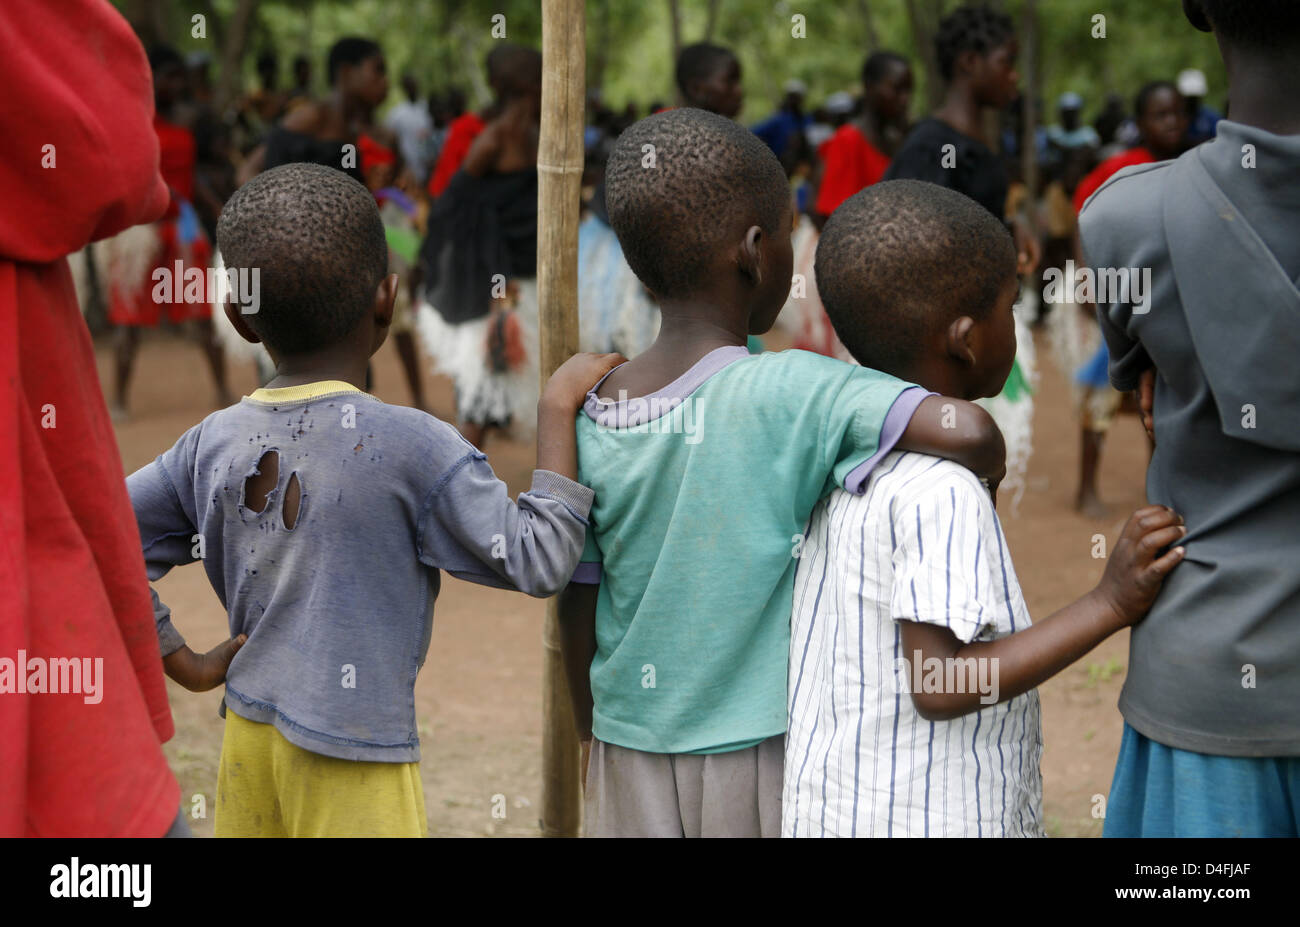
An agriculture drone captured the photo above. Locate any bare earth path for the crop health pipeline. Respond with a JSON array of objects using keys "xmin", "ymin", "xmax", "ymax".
[{"xmin": 100, "ymin": 321, "xmax": 1151, "ymax": 837}]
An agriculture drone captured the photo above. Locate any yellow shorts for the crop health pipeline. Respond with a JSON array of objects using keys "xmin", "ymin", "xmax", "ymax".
[{"xmin": 215, "ymin": 711, "xmax": 427, "ymax": 837}]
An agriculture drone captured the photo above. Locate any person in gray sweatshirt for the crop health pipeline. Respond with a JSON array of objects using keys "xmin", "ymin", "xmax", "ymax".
[
  {"xmin": 1080, "ymin": 0, "xmax": 1300, "ymax": 837},
  {"xmin": 128, "ymin": 162, "xmax": 621, "ymax": 836}
]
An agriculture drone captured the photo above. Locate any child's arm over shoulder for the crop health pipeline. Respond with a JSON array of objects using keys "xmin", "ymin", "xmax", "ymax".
[
  {"xmin": 894, "ymin": 396, "xmax": 1007, "ymax": 494},
  {"xmin": 126, "ymin": 423, "xmax": 244, "ymax": 692},
  {"xmin": 797, "ymin": 357, "xmax": 1002, "ymax": 497},
  {"xmin": 418, "ymin": 353, "xmax": 624, "ymax": 597},
  {"xmin": 893, "ymin": 490, "xmax": 1185, "ymax": 721}
]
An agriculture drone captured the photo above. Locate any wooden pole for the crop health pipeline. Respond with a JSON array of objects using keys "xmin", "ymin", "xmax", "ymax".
[{"xmin": 537, "ymin": 0, "xmax": 586, "ymax": 838}]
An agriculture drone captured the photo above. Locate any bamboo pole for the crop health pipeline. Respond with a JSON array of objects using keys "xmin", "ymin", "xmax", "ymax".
[{"xmin": 537, "ymin": 0, "xmax": 586, "ymax": 838}]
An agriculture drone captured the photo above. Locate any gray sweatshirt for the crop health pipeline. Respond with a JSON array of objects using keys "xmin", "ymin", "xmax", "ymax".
[
  {"xmin": 1080, "ymin": 121, "xmax": 1300, "ymax": 757},
  {"xmin": 128, "ymin": 381, "xmax": 592, "ymax": 762}
]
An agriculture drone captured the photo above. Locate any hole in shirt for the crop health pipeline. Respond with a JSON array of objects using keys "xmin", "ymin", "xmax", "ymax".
[
  {"xmin": 243, "ymin": 450, "xmax": 279, "ymax": 514},
  {"xmin": 283, "ymin": 471, "xmax": 301, "ymax": 529}
]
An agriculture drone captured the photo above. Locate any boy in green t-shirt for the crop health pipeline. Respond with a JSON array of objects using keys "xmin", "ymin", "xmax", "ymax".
[{"xmin": 557, "ymin": 108, "xmax": 1008, "ymax": 837}]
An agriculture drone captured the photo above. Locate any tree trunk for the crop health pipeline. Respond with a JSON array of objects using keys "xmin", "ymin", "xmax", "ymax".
[
  {"xmin": 704, "ymin": 0, "xmax": 722, "ymax": 42},
  {"xmin": 857, "ymin": 0, "xmax": 880, "ymax": 52},
  {"xmin": 668, "ymin": 0, "xmax": 682, "ymax": 70},
  {"xmin": 214, "ymin": 0, "xmax": 261, "ymax": 114},
  {"xmin": 591, "ymin": 0, "xmax": 610, "ymax": 93},
  {"xmin": 905, "ymin": 0, "xmax": 946, "ymax": 110},
  {"xmin": 1020, "ymin": 0, "xmax": 1039, "ymax": 223}
]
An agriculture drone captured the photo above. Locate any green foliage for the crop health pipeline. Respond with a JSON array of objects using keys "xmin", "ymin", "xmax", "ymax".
[{"xmin": 133, "ymin": 0, "xmax": 1228, "ymax": 125}]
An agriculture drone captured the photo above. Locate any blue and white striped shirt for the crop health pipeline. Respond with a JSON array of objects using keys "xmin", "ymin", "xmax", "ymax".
[{"xmin": 784, "ymin": 451, "xmax": 1044, "ymax": 837}]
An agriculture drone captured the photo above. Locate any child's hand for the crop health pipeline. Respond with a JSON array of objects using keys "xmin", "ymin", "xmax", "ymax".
[
  {"xmin": 541, "ymin": 352, "xmax": 627, "ymax": 412},
  {"xmin": 163, "ymin": 636, "xmax": 247, "ymax": 692},
  {"xmin": 1095, "ymin": 505, "xmax": 1186, "ymax": 629}
]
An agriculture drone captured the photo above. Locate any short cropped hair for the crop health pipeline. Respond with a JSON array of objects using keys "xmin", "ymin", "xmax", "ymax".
[
  {"xmin": 675, "ymin": 42, "xmax": 736, "ymax": 97},
  {"xmin": 935, "ymin": 4, "xmax": 1016, "ymax": 81},
  {"xmin": 604, "ymin": 107, "xmax": 789, "ymax": 300},
  {"xmin": 862, "ymin": 51, "xmax": 908, "ymax": 86},
  {"xmin": 216, "ymin": 163, "xmax": 388, "ymax": 355},
  {"xmin": 816, "ymin": 180, "xmax": 1016, "ymax": 374},
  {"xmin": 328, "ymin": 37, "xmax": 381, "ymax": 85}
]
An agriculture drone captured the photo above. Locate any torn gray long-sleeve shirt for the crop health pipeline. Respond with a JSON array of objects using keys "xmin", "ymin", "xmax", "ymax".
[{"xmin": 127, "ymin": 380, "xmax": 592, "ymax": 762}]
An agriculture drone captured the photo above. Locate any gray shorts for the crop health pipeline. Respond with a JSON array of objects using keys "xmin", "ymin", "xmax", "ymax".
[{"xmin": 583, "ymin": 735, "xmax": 784, "ymax": 837}]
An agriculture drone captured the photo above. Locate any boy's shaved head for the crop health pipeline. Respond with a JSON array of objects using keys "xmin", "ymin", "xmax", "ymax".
[
  {"xmin": 217, "ymin": 163, "xmax": 387, "ymax": 355},
  {"xmin": 605, "ymin": 107, "xmax": 788, "ymax": 299},
  {"xmin": 816, "ymin": 180, "xmax": 1016, "ymax": 374}
]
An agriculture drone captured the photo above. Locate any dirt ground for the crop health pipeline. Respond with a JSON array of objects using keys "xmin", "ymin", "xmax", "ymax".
[{"xmin": 99, "ymin": 317, "xmax": 1152, "ymax": 837}]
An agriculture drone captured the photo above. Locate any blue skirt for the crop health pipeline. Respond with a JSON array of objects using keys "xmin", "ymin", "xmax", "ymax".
[{"xmin": 1104, "ymin": 723, "xmax": 1300, "ymax": 837}]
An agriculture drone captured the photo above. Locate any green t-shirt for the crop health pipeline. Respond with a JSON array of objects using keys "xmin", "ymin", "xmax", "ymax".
[{"xmin": 572, "ymin": 346, "xmax": 925, "ymax": 754}]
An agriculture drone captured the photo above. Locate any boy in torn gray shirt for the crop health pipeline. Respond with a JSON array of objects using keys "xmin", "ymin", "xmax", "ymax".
[
  {"xmin": 1079, "ymin": 0, "xmax": 1300, "ymax": 836},
  {"xmin": 127, "ymin": 163, "xmax": 622, "ymax": 835}
]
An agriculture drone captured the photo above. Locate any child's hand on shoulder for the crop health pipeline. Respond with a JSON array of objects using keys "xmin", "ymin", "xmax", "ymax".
[
  {"xmin": 541, "ymin": 352, "xmax": 627, "ymax": 412},
  {"xmin": 1094, "ymin": 505, "xmax": 1186, "ymax": 629},
  {"xmin": 163, "ymin": 636, "xmax": 248, "ymax": 692}
]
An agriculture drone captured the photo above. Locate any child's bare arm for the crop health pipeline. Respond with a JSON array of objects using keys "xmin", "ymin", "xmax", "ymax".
[
  {"xmin": 163, "ymin": 636, "xmax": 247, "ymax": 692},
  {"xmin": 900, "ymin": 505, "xmax": 1186, "ymax": 721},
  {"xmin": 537, "ymin": 352, "xmax": 626, "ymax": 480},
  {"xmin": 894, "ymin": 396, "xmax": 1006, "ymax": 490}
]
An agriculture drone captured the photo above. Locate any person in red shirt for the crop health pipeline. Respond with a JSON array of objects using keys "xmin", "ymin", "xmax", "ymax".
[
  {"xmin": 813, "ymin": 51, "xmax": 914, "ymax": 224},
  {"xmin": 104, "ymin": 44, "xmax": 229, "ymax": 421},
  {"xmin": 427, "ymin": 110, "xmax": 487, "ymax": 198},
  {"xmin": 1074, "ymin": 81, "xmax": 1186, "ymax": 212},
  {"xmin": 0, "ymin": 0, "xmax": 190, "ymax": 837},
  {"xmin": 426, "ymin": 44, "xmax": 543, "ymax": 199},
  {"xmin": 1070, "ymin": 80, "xmax": 1184, "ymax": 516}
]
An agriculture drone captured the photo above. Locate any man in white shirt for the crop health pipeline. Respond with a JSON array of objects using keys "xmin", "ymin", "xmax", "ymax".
[{"xmin": 385, "ymin": 74, "xmax": 433, "ymax": 185}]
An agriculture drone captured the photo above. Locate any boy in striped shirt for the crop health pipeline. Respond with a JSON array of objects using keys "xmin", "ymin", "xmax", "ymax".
[{"xmin": 784, "ymin": 181, "xmax": 1186, "ymax": 837}]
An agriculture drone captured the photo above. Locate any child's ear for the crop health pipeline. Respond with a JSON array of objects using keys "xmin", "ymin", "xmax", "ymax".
[
  {"xmin": 946, "ymin": 315, "xmax": 978, "ymax": 367},
  {"xmin": 224, "ymin": 299, "xmax": 261, "ymax": 344},
  {"xmin": 373, "ymin": 273, "xmax": 398, "ymax": 328},
  {"xmin": 737, "ymin": 225, "xmax": 764, "ymax": 287}
]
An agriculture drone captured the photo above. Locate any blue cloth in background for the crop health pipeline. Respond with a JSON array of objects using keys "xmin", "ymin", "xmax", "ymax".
[
  {"xmin": 1075, "ymin": 340, "xmax": 1112, "ymax": 388},
  {"xmin": 177, "ymin": 198, "xmax": 200, "ymax": 246},
  {"xmin": 1104, "ymin": 723, "xmax": 1300, "ymax": 837}
]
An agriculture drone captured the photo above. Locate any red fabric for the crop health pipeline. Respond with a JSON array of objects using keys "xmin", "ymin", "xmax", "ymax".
[
  {"xmin": 1074, "ymin": 147, "xmax": 1155, "ymax": 214},
  {"xmin": 0, "ymin": 0, "xmax": 180, "ymax": 836},
  {"xmin": 154, "ymin": 116, "xmax": 195, "ymax": 205},
  {"xmin": 107, "ymin": 116, "xmax": 213, "ymax": 326},
  {"xmin": 357, "ymin": 132, "xmax": 397, "ymax": 171},
  {"xmin": 427, "ymin": 111, "xmax": 486, "ymax": 197},
  {"xmin": 104, "ymin": 222, "xmax": 213, "ymax": 327},
  {"xmin": 814, "ymin": 124, "xmax": 891, "ymax": 217}
]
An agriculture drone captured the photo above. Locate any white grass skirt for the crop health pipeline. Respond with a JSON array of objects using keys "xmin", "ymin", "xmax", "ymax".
[
  {"xmin": 975, "ymin": 288, "xmax": 1038, "ymax": 515},
  {"xmin": 210, "ymin": 250, "xmax": 277, "ymax": 381},
  {"xmin": 416, "ymin": 277, "xmax": 540, "ymax": 439}
]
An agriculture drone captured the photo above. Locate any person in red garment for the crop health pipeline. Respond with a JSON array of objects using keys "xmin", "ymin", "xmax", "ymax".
[
  {"xmin": 0, "ymin": 0, "xmax": 208, "ymax": 836},
  {"xmin": 812, "ymin": 51, "xmax": 914, "ymax": 225},
  {"xmin": 1073, "ymin": 80, "xmax": 1185, "ymax": 212},
  {"xmin": 424, "ymin": 43, "xmax": 535, "ymax": 199}
]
